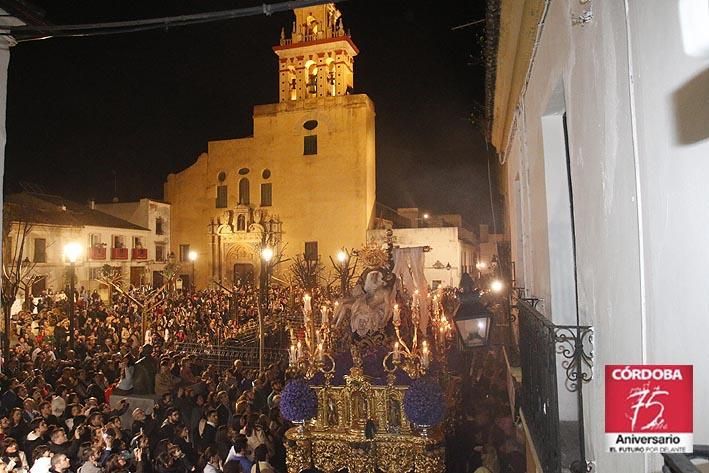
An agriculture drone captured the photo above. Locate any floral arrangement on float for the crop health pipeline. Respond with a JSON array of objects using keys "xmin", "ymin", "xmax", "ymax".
[
  {"xmin": 402, "ymin": 376, "xmax": 445, "ymax": 436},
  {"xmin": 280, "ymin": 378, "xmax": 318, "ymax": 431}
]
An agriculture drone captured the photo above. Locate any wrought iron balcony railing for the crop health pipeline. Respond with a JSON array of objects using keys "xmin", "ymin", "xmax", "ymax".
[
  {"xmin": 89, "ymin": 247, "xmax": 106, "ymax": 260},
  {"xmin": 518, "ymin": 299, "xmax": 594, "ymax": 473},
  {"xmin": 132, "ymin": 248, "xmax": 148, "ymax": 260},
  {"xmin": 111, "ymin": 247, "xmax": 128, "ymax": 260}
]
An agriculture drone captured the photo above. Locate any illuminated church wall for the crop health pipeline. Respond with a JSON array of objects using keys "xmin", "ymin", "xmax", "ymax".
[{"xmin": 164, "ymin": 4, "xmax": 375, "ymax": 288}]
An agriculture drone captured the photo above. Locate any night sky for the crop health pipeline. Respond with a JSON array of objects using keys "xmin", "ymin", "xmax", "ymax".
[{"xmin": 4, "ymin": 0, "xmax": 495, "ymax": 228}]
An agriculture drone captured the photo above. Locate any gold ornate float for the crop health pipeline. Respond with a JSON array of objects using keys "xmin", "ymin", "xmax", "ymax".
[
  {"xmin": 283, "ymin": 233, "xmax": 448, "ymax": 473},
  {"xmin": 284, "ymin": 366, "xmax": 445, "ymax": 473}
]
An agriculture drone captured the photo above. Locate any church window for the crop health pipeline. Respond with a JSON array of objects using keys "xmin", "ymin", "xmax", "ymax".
[
  {"xmin": 216, "ymin": 185, "xmax": 228, "ymax": 208},
  {"xmin": 262, "ymin": 169, "xmax": 271, "ymax": 179},
  {"xmin": 237, "ymin": 215, "xmax": 246, "ymax": 231},
  {"xmin": 304, "ymin": 135, "xmax": 318, "ymax": 155},
  {"xmin": 238, "ymin": 168, "xmax": 250, "ymax": 175},
  {"xmin": 261, "ymin": 183, "xmax": 272, "ymax": 207},
  {"xmin": 303, "ymin": 120, "xmax": 318, "ymax": 130},
  {"xmin": 238, "ymin": 178, "xmax": 250, "ymax": 205},
  {"xmin": 218, "ymin": 171, "xmax": 227, "ymax": 182},
  {"xmin": 304, "ymin": 241, "xmax": 318, "ymax": 261}
]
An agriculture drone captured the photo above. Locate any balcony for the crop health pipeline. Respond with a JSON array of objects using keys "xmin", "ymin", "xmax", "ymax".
[
  {"xmin": 517, "ymin": 299, "xmax": 594, "ymax": 473},
  {"xmin": 89, "ymin": 247, "xmax": 106, "ymax": 260},
  {"xmin": 111, "ymin": 247, "xmax": 128, "ymax": 260},
  {"xmin": 132, "ymin": 248, "xmax": 148, "ymax": 260}
]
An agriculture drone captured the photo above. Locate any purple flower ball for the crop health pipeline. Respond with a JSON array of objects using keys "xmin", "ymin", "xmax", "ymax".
[
  {"xmin": 280, "ymin": 378, "xmax": 318, "ymax": 422},
  {"xmin": 403, "ymin": 377, "xmax": 445, "ymax": 426}
]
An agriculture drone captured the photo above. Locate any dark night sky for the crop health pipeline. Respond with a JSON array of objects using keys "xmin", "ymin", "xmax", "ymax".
[{"xmin": 3, "ymin": 0, "xmax": 495, "ymax": 227}]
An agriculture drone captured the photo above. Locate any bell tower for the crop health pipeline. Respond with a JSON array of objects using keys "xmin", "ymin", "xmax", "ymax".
[{"xmin": 273, "ymin": 3, "xmax": 358, "ymax": 102}]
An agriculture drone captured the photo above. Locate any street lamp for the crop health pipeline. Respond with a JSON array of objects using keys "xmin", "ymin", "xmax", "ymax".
[
  {"xmin": 453, "ymin": 300, "xmax": 493, "ymax": 350},
  {"xmin": 63, "ymin": 242, "xmax": 82, "ymax": 351},
  {"xmin": 188, "ymin": 250, "xmax": 197, "ymax": 291},
  {"xmin": 490, "ymin": 279, "xmax": 504, "ymax": 294},
  {"xmin": 259, "ymin": 246, "xmax": 274, "ymax": 373}
]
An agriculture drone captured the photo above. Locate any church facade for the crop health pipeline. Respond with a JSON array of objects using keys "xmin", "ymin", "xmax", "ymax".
[{"xmin": 164, "ymin": 3, "xmax": 376, "ymax": 289}]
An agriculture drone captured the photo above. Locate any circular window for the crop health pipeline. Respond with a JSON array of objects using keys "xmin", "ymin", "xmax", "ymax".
[
  {"xmin": 217, "ymin": 171, "xmax": 227, "ymax": 182},
  {"xmin": 262, "ymin": 169, "xmax": 271, "ymax": 179},
  {"xmin": 238, "ymin": 168, "xmax": 250, "ymax": 175},
  {"xmin": 303, "ymin": 120, "xmax": 319, "ymax": 130}
]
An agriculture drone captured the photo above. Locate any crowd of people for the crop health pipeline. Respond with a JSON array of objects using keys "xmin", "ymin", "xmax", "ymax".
[
  {"xmin": 0, "ymin": 278, "xmax": 526, "ymax": 473},
  {"xmin": 447, "ymin": 348, "xmax": 526, "ymax": 473},
  {"xmin": 1, "ymin": 284, "xmax": 304, "ymax": 473}
]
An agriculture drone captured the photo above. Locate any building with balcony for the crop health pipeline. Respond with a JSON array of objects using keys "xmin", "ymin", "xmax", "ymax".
[
  {"xmin": 95, "ymin": 198, "xmax": 171, "ymax": 287},
  {"xmin": 3, "ymin": 192, "xmax": 153, "ymax": 299},
  {"xmin": 164, "ymin": 3, "xmax": 375, "ymax": 289},
  {"xmin": 485, "ymin": 0, "xmax": 709, "ymax": 471}
]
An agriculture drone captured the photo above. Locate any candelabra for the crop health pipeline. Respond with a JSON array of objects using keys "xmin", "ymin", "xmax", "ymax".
[
  {"xmin": 383, "ymin": 291, "xmax": 431, "ymax": 381},
  {"xmin": 429, "ymin": 293, "xmax": 453, "ymax": 362},
  {"xmin": 288, "ymin": 294, "xmax": 336, "ymax": 385}
]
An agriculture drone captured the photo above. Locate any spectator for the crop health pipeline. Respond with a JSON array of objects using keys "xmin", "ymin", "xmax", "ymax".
[{"xmin": 249, "ymin": 445, "xmax": 274, "ymax": 473}]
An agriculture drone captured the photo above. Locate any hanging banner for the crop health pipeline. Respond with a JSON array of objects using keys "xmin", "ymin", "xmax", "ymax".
[{"xmin": 605, "ymin": 364, "xmax": 693, "ymax": 453}]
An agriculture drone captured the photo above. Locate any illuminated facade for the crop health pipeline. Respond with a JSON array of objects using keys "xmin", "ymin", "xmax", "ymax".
[{"xmin": 164, "ymin": 3, "xmax": 375, "ymax": 288}]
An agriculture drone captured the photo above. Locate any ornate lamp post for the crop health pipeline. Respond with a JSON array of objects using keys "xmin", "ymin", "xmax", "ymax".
[
  {"xmin": 63, "ymin": 242, "xmax": 82, "ymax": 351},
  {"xmin": 188, "ymin": 250, "xmax": 197, "ymax": 291},
  {"xmin": 259, "ymin": 246, "xmax": 274, "ymax": 373}
]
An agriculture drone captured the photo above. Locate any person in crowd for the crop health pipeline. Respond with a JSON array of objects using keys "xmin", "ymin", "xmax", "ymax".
[
  {"xmin": 1, "ymin": 437, "xmax": 30, "ymax": 473},
  {"xmin": 198, "ymin": 447, "xmax": 221, "ymax": 473},
  {"xmin": 29, "ymin": 445, "xmax": 52, "ymax": 473},
  {"xmin": 224, "ymin": 437, "xmax": 251, "ymax": 473},
  {"xmin": 248, "ymin": 445, "xmax": 273, "ymax": 473},
  {"xmin": 48, "ymin": 453, "xmax": 71, "ymax": 473},
  {"xmin": 112, "ymin": 356, "xmax": 135, "ymax": 396}
]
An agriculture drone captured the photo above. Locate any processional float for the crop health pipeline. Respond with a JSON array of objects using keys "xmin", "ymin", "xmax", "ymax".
[{"xmin": 280, "ymin": 230, "xmax": 456, "ymax": 473}]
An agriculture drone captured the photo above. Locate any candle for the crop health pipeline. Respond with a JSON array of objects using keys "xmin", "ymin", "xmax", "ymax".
[
  {"xmin": 303, "ymin": 294, "xmax": 312, "ymax": 313},
  {"xmin": 393, "ymin": 304, "xmax": 401, "ymax": 325},
  {"xmin": 318, "ymin": 342, "xmax": 324, "ymax": 361},
  {"xmin": 297, "ymin": 340, "xmax": 302, "ymax": 359},
  {"xmin": 290, "ymin": 327, "xmax": 295, "ymax": 341},
  {"xmin": 421, "ymin": 340, "xmax": 429, "ymax": 368},
  {"xmin": 321, "ymin": 306, "xmax": 329, "ymax": 326},
  {"xmin": 289, "ymin": 344, "xmax": 297, "ymax": 365},
  {"xmin": 393, "ymin": 341, "xmax": 400, "ymax": 362}
]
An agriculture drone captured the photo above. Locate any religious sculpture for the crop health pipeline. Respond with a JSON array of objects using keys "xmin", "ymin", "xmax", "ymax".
[{"xmin": 334, "ymin": 268, "xmax": 395, "ymax": 337}]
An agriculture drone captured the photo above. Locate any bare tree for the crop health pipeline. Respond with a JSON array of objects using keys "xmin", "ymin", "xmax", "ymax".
[
  {"xmin": 1, "ymin": 208, "xmax": 36, "ymax": 364},
  {"xmin": 95, "ymin": 264, "xmax": 167, "ymax": 343},
  {"xmin": 288, "ymin": 254, "xmax": 325, "ymax": 291}
]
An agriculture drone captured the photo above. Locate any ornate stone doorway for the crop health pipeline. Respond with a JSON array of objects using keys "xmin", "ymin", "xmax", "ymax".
[{"xmin": 233, "ymin": 263, "xmax": 255, "ymax": 285}]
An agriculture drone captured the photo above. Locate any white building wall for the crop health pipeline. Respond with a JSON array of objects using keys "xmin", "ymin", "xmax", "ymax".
[
  {"xmin": 8, "ymin": 223, "xmax": 152, "ymax": 299},
  {"xmin": 501, "ymin": 0, "xmax": 708, "ymax": 470},
  {"xmin": 367, "ymin": 227, "xmax": 465, "ymax": 289},
  {"xmin": 96, "ymin": 199, "xmax": 171, "ymax": 273}
]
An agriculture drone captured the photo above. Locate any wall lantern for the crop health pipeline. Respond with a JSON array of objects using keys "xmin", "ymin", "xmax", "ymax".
[{"xmin": 453, "ymin": 300, "xmax": 493, "ymax": 350}]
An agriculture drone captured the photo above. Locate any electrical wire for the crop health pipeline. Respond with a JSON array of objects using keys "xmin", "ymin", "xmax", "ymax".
[{"xmin": 4, "ymin": 0, "xmax": 345, "ymax": 43}]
